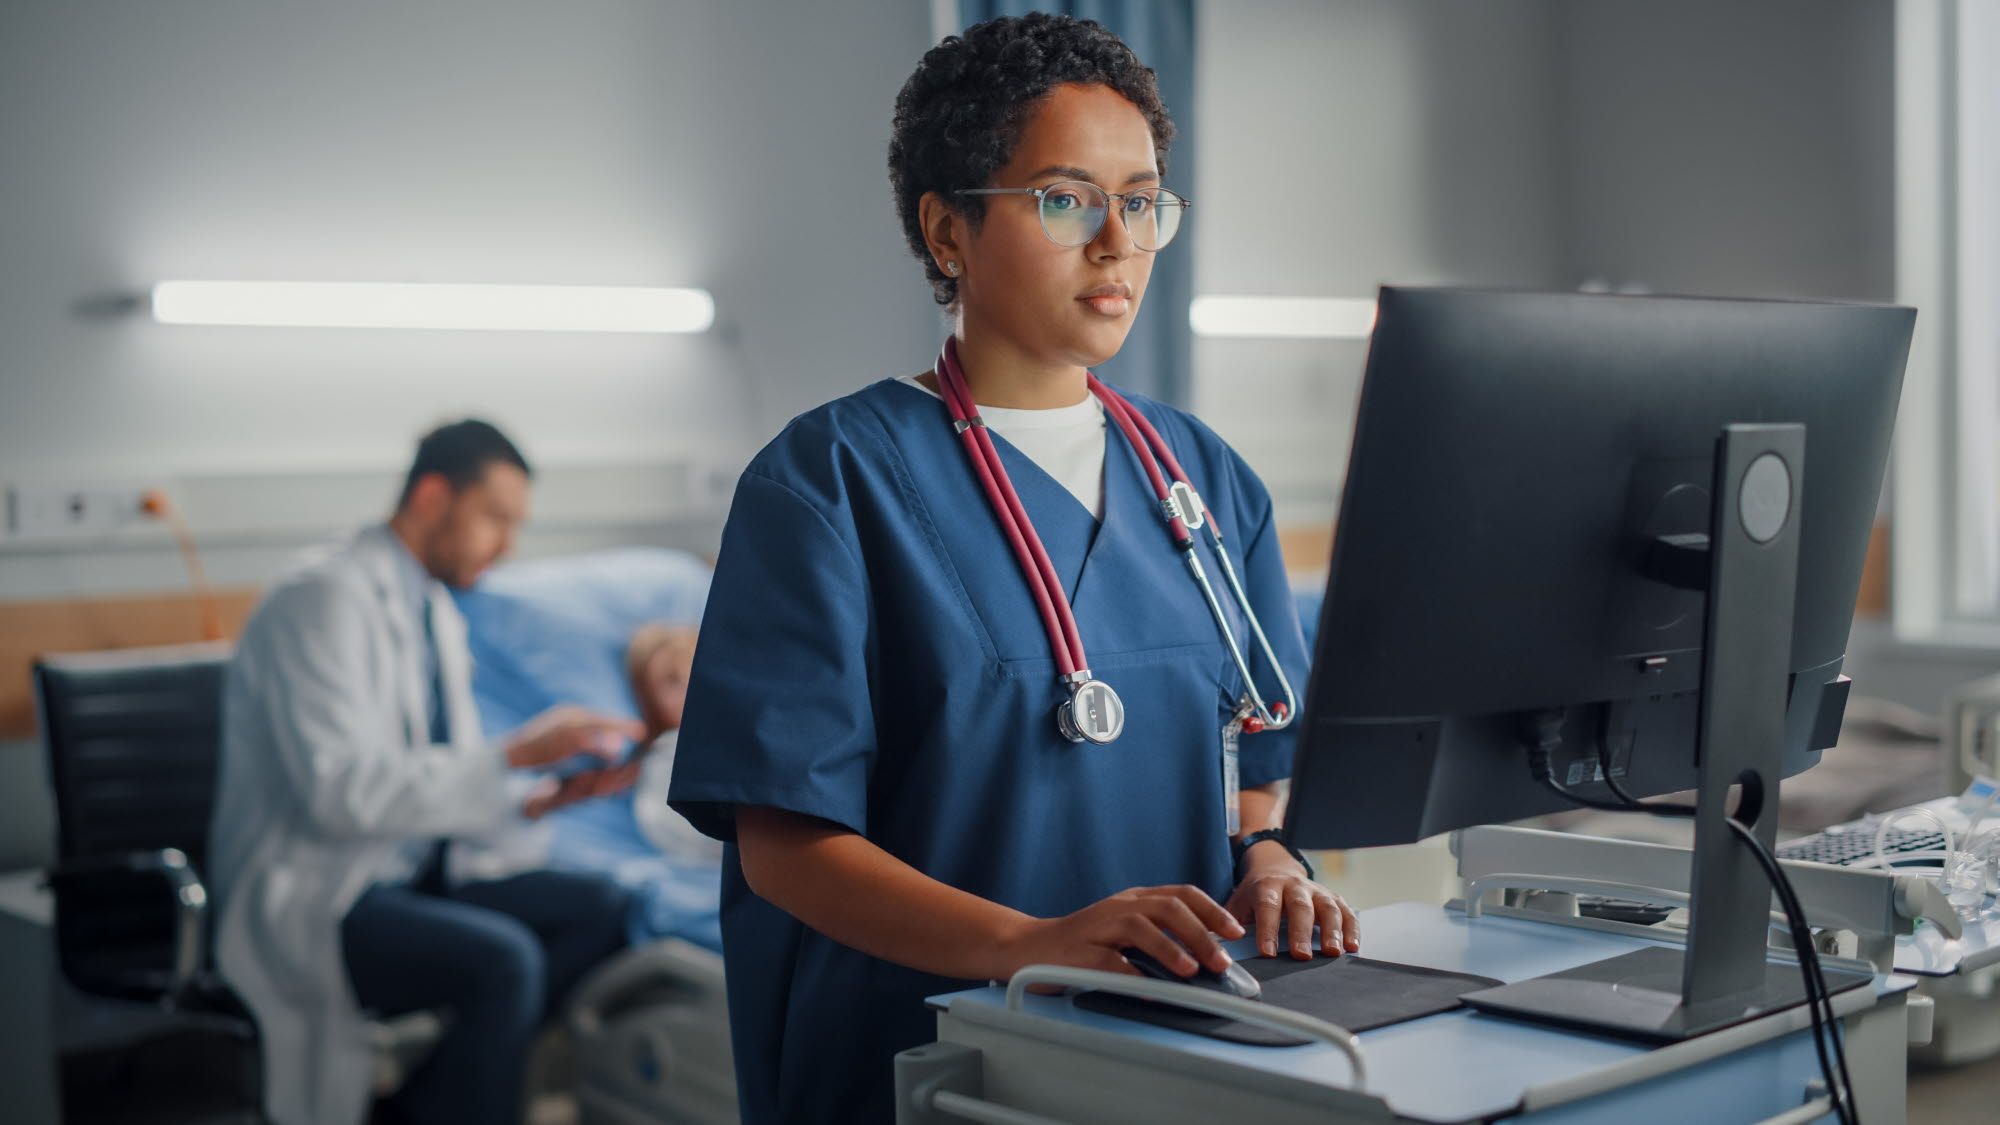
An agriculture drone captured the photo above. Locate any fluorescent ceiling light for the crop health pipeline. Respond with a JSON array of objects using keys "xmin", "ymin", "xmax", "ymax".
[
  {"xmin": 151, "ymin": 281, "xmax": 715, "ymax": 334},
  {"xmin": 1189, "ymin": 295, "xmax": 1376, "ymax": 339}
]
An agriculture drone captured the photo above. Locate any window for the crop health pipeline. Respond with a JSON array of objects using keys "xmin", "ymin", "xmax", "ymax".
[{"xmin": 1895, "ymin": 0, "xmax": 2000, "ymax": 640}]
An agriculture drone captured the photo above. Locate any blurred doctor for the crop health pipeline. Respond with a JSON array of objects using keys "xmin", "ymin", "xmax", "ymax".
[{"xmin": 208, "ymin": 420, "xmax": 644, "ymax": 1125}]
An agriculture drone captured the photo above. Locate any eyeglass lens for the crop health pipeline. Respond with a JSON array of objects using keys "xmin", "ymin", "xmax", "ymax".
[{"xmin": 1037, "ymin": 181, "xmax": 1185, "ymax": 251}]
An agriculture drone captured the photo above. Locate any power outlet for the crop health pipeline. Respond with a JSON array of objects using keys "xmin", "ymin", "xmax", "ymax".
[{"xmin": 5, "ymin": 483, "xmax": 156, "ymax": 540}]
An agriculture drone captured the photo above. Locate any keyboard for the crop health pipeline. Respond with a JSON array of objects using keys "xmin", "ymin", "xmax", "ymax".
[{"xmin": 1777, "ymin": 827, "xmax": 1947, "ymax": 866}]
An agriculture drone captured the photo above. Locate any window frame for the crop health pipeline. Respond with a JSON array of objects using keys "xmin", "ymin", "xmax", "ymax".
[{"xmin": 1893, "ymin": 0, "xmax": 2000, "ymax": 646}]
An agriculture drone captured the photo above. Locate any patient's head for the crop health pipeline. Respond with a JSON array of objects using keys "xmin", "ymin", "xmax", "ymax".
[
  {"xmin": 390, "ymin": 419, "xmax": 533, "ymax": 589},
  {"xmin": 628, "ymin": 623, "xmax": 699, "ymax": 735}
]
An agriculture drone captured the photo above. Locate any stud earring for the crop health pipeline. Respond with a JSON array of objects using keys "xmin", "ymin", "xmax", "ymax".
[{"xmin": 944, "ymin": 261, "xmax": 960, "ymax": 276}]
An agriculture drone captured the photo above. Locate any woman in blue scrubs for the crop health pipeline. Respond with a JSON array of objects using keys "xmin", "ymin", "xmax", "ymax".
[{"xmin": 669, "ymin": 14, "xmax": 1358, "ymax": 1123}]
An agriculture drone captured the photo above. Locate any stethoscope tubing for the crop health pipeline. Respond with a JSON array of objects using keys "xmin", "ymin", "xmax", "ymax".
[
  {"xmin": 1207, "ymin": 538, "xmax": 1298, "ymax": 729},
  {"xmin": 934, "ymin": 336, "xmax": 1296, "ymax": 731},
  {"xmin": 1095, "ymin": 382, "xmax": 1194, "ymax": 547},
  {"xmin": 936, "ymin": 341, "xmax": 1087, "ymax": 678},
  {"xmin": 1089, "ymin": 365, "xmax": 1297, "ymax": 731}
]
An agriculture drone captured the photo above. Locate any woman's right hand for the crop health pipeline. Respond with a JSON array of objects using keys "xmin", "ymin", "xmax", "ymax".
[{"xmin": 998, "ymin": 884, "xmax": 1245, "ymax": 981}]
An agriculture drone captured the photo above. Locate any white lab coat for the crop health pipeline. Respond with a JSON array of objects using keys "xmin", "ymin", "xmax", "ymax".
[{"xmin": 208, "ymin": 526, "xmax": 516, "ymax": 1125}]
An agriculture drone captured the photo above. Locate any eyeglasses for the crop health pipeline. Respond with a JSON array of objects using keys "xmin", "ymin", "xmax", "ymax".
[{"xmin": 957, "ymin": 181, "xmax": 1190, "ymax": 251}]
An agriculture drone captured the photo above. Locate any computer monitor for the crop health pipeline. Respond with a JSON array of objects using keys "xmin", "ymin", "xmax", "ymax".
[{"xmin": 1283, "ymin": 286, "xmax": 1914, "ymax": 1041}]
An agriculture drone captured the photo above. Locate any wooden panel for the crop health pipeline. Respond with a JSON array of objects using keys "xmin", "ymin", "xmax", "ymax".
[
  {"xmin": 0, "ymin": 519, "xmax": 1881, "ymax": 739},
  {"xmin": 0, "ymin": 589, "xmax": 261, "ymax": 740},
  {"xmin": 1277, "ymin": 525, "xmax": 1335, "ymax": 576},
  {"xmin": 1856, "ymin": 521, "xmax": 1890, "ymax": 618}
]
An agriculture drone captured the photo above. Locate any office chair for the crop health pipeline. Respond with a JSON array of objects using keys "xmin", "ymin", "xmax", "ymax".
[{"xmin": 35, "ymin": 642, "xmax": 261, "ymax": 1121}]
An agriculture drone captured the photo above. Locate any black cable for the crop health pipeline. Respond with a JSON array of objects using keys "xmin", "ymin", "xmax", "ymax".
[
  {"xmin": 1727, "ymin": 817, "xmax": 1859, "ymax": 1125},
  {"xmin": 1587, "ymin": 752, "xmax": 1858, "ymax": 1125},
  {"xmin": 1520, "ymin": 712, "xmax": 1858, "ymax": 1125},
  {"xmin": 1542, "ymin": 760, "xmax": 1848, "ymax": 1125},
  {"xmin": 1582, "ymin": 761, "xmax": 1858, "ymax": 1125}
]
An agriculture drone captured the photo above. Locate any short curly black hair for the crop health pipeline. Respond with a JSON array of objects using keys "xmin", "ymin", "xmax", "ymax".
[{"xmin": 888, "ymin": 13, "xmax": 1177, "ymax": 307}]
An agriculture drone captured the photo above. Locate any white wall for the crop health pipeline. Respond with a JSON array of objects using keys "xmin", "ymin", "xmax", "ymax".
[
  {"xmin": 1193, "ymin": 0, "xmax": 1568, "ymax": 531},
  {"xmin": 0, "ymin": 0, "xmax": 942, "ymax": 599},
  {"xmin": 1557, "ymin": 0, "xmax": 1896, "ymax": 302},
  {"xmin": 3, "ymin": 0, "xmax": 1897, "ymax": 589},
  {"xmin": 1193, "ymin": 0, "xmax": 1898, "ymax": 537},
  {"xmin": 0, "ymin": 0, "xmax": 942, "ymax": 870}
]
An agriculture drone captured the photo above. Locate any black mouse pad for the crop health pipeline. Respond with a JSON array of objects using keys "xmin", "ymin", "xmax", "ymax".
[{"xmin": 1073, "ymin": 955, "xmax": 1505, "ymax": 1046}]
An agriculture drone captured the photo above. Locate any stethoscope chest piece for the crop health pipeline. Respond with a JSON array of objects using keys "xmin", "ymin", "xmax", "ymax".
[
  {"xmin": 931, "ymin": 335, "xmax": 1294, "ymax": 746},
  {"xmin": 1056, "ymin": 677, "xmax": 1126, "ymax": 744}
]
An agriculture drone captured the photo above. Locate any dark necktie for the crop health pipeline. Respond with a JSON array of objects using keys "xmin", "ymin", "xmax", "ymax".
[
  {"xmin": 412, "ymin": 598, "xmax": 452, "ymax": 892},
  {"xmin": 424, "ymin": 597, "xmax": 451, "ymax": 746}
]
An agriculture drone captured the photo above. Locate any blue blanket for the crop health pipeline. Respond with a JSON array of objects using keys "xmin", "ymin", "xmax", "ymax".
[{"xmin": 454, "ymin": 548, "xmax": 721, "ymax": 951}]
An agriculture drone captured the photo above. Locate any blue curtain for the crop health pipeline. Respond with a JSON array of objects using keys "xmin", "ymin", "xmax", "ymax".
[{"xmin": 954, "ymin": 1, "xmax": 1197, "ymax": 406}]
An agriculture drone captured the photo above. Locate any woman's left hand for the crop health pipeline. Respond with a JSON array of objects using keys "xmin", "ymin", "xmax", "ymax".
[{"xmin": 1224, "ymin": 845, "xmax": 1360, "ymax": 959}]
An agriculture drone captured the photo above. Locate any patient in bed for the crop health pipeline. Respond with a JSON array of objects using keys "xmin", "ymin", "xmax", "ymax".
[
  {"xmin": 623, "ymin": 624, "xmax": 722, "ymax": 863},
  {"xmin": 452, "ymin": 548, "xmax": 723, "ymax": 952}
]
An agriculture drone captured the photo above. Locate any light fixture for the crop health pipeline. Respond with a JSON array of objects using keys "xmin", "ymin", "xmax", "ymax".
[
  {"xmin": 150, "ymin": 281, "xmax": 715, "ymax": 334},
  {"xmin": 1189, "ymin": 296, "xmax": 1376, "ymax": 340}
]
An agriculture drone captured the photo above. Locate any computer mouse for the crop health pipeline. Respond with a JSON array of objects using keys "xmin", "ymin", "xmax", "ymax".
[{"xmin": 1121, "ymin": 946, "xmax": 1262, "ymax": 1000}]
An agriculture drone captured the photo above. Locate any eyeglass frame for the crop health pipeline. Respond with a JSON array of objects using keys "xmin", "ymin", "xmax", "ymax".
[{"xmin": 954, "ymin": 180, "xmax": 1192, "ymax": 250}]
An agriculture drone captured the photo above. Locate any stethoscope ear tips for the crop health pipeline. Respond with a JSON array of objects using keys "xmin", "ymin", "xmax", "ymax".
[{"xmin": 1238, "ymin": 699, "xmax": 1292, "ymax": 736}]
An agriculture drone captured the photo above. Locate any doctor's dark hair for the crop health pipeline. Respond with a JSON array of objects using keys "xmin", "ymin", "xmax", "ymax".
[
  {"xmin": 888, "ymin": 13, "xmax": 1176, "ymax": 307},
  {"xmin": 396, "ymin": 419, "xmax": 532, "ymax": 509}
]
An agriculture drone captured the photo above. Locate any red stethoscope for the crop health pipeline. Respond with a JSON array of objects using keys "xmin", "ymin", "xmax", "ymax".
[{"xmin": 933, "ymin": 336, "xmax": 1297, "ymax": 756}]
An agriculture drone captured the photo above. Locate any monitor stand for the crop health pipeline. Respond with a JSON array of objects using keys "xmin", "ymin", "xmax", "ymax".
[{"xmin": 1461, "ymin": 423, "xmax": 1873, "ymax": 1043}]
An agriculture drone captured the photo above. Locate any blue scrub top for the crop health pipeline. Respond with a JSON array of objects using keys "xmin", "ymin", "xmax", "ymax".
[{"xmin": 669, "ymin": 377, "xmax": 1309, "ymax": 1125}]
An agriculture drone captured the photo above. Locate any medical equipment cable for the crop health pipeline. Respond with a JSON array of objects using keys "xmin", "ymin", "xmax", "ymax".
[
  {"xmin": 141, "ymin": 489, "xmax": 224, "ymax": 642},
  {"xmin": 1522, "ymin": 713, "xmax": 1859, "ymax": 1125},
  {"xmin": 1871, "ymin": 807, "xmax": 1955, "ymax": 881},
  {"xmin": 1855, "ymin": 789, "xmax": 1998, "ymax": 901}
]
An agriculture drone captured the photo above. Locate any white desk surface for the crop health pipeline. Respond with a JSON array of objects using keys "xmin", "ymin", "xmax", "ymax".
[{"xmin": 934, "ymin": 901, "xmax": 1907, "ymax": 1123}]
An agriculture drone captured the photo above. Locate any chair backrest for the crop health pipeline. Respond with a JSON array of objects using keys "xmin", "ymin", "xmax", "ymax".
[{"xmin": 35, "ymin": 643, "xmax": 232, "ymax": 871}]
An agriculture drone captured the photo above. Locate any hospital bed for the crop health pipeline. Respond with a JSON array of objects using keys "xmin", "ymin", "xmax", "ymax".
[
  {"xmin": 456, "ymin": 548, "xmax": 738, "ymax": 1123},
  {"xmin": 566, "ymin": 938, "xmax": 737, "ymax": 1125},
  {"xmin": 455, "ymin": 546, "xmax": 722, "ymax": 951}
]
